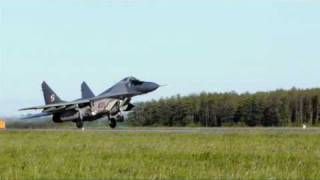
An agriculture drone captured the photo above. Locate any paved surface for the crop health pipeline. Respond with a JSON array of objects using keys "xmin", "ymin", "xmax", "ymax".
[{"xmin": 4, "ymin": 127, "xmax": 320, "ymax": 134}]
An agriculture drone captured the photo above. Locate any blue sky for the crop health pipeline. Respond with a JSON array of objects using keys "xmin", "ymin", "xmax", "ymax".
[{"xmin": 1, "ymin": 0, "xmax": 320, "ymax": 116}]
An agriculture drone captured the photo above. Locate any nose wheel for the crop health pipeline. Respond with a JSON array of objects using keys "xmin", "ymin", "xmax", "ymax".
[{"xmin": 109, "ymin": 118, "xmax": 117, "ymax": 129}]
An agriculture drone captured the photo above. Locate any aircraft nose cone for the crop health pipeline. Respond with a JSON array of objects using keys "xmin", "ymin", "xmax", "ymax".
[
  {"xmin": 136, "ymin": 82, "xmax": 160, "ymax": 93},
  {"xmin": 141, "ymin": 82, "xmax": 159, "ymax": 93},
  {"xmin": 149, "ymin": 82, "xmax": 159, "ymax": 92}
]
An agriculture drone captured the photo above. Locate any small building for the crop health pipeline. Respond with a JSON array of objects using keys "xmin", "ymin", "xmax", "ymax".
[{"xmin": 0, "ymin": 119, "xmax": 6, "ymax": 129}]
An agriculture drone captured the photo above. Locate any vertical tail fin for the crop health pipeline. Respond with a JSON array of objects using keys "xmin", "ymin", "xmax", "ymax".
[
  {"xmin": 81, "ymin": 81, "xmax": 95, "ymax": 99},
  {"xmin": 42, "ymin": 81, "xmax": 64, "ymax": 105}
]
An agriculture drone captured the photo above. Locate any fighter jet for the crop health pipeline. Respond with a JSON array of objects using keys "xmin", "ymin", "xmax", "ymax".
[{"xmin": 20, "ymin": 77, "xmax": 159, "ymax": 128}]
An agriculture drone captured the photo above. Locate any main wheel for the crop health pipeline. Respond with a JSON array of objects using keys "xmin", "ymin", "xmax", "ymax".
[
  {"xmin": 76, "ymin": 121, "xmax": 84, "ymax": 129},
  {"xmin": 109, "ymin": 118, "xmax": 117, "ymax": 129}
]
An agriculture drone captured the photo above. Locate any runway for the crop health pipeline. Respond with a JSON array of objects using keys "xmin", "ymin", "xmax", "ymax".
[{"xmin": 4, "ymin": 127, "xmax": 320, "ymax": 134}]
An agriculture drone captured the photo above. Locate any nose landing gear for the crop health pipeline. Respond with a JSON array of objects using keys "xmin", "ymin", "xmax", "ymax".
[
  {"xmin": 107, "ymin": 113, "xmax": 123, "ymax": 129},
  {"xmin": 109, "ymin": 118, "xmax": 117, "ymax": 129}
]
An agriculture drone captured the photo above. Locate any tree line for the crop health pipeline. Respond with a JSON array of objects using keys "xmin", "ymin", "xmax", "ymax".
[{"xmin": 127, "ymin": 88, "xmax": 320, "ymax": 127}]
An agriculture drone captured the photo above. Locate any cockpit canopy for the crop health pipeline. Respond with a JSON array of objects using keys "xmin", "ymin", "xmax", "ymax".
[
  {"xmin": 100, "ymin": 76, "xmax": 158, "ymax": 98},
  {"xmin": 123, "ymin": 77, "xmax": 143, "ymax": 86}
]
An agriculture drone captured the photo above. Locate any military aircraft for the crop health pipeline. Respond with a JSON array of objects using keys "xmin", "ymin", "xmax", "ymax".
[{"xmin": 20, "ymin": 77, "xmax": 159, "ymax": 128}]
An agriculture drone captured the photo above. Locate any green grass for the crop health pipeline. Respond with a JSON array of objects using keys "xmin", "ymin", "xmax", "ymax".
[{"xmin": 1, "ymin": 130, "xmax": 320, "ymax": 180}]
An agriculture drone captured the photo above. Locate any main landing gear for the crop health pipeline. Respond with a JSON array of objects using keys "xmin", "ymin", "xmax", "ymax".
[
  {"xmin": 76, "ymin": 121, "xmax": 84, "ymax": 129},
  {"xmin": 76, "ymin": 108, "xmax": 85, "ymax": 129}
]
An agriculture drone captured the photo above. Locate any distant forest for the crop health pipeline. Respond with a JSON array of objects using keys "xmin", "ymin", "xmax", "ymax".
[{"xmin": 127, "ymin": 88, "xmax": 320, "ymax": 127}]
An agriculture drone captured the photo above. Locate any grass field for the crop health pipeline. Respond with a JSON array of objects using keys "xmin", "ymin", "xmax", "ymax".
[{"xmin": 1, "ymin": 129, "xmax": 320, "ymax": 180}]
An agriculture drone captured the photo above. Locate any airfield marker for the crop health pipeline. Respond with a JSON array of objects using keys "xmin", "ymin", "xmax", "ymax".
[{"xmin": 0, "ymin": 119, "xmax": 6, "ymax": 130}]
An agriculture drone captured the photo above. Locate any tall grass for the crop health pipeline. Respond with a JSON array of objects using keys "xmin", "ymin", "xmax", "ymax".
[{"xmin": 0, "ymin": 130, "xmax": 320, "ymax": 180}]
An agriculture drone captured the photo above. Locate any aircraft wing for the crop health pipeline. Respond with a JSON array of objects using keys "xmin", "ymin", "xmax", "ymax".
[{"xmin": 19, "ymin": 99, "xmax": 91, "ymax": 112}]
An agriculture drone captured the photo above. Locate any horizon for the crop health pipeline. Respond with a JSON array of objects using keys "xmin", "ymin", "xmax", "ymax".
[
  {"xmin": 2, "ymin": 85, "xmax": 320, "ymax": 118},
  {"xmin": 1, "ymin": 0, "xmax": 320, "ymax": 116}
]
